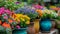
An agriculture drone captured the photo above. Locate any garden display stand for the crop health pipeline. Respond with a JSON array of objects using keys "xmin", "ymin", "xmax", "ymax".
[{"xmin": 40, "ymin": 29, "xmax": 58, "ymax": 34}]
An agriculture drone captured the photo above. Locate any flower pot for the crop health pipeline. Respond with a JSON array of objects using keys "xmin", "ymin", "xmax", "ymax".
[
  {"xmin": 12, "ymin": 28, "xmax": 27, "ymax": 34},
  {"xmin": 33, "ymin": 19, "xmax": 40, "ymax": 33},
  {"xmin": 40, "ymin": 19, "xmax": 52, "ymax": 32}
]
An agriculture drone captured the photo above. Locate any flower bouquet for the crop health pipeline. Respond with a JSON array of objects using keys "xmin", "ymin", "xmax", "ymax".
[
  {"xmin": 15, "ymin": 6, "xmax": 38, "ymax": 21},
  {"xmin": 41, "ymin": 9, "xmax": 58, "ymax": 19},
  {"xmin": 12, "ymin": 14, "xmax": 30, "ymax": 34},
  {"xmin": 40, "ymin": 9, "xmax": 58, "ymax": 32},
  {"xmin": 36, "ymin": 9, "xmax": 43, "ymax": 17},
  {"xmin": 0, "ymin": 7, "xmax": 17, "ymax": 34}
]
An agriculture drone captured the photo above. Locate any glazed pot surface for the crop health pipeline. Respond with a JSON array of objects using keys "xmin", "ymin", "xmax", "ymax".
[
  {"xmin": 12, "ymin": 28, "xmax": 27, "ymax": 34},
  {"xmin": 40, "ymin": 19, "xmax": 52, "ymax": 32}
]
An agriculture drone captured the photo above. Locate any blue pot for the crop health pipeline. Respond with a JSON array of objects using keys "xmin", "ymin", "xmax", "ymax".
[
  {"xmin": 12, "ymin": 28, "xmax": 27, "ymax": 34},
  {"xmin": 40, "ymin": 19, "xmax": 52, "ymax": 32}
]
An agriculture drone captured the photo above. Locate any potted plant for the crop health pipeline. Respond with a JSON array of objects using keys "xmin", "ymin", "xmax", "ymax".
[
  {"xmin": 0, "ymin": 14, "xmax": 12, "ymax": 34},
  {"xmin": 40, "ymin": 9, "xmax": 58, "ymax": 32},
  {"xmin": 12, "ymin": 14, "xmax": 30, "ymax": 34},
  {"xmin": 15, "ymin": 6, "xmax": 38, "ymax": 22},
  {"xmin": 0, "ymin": 7, "xmax": 18, "ymax": 34}
]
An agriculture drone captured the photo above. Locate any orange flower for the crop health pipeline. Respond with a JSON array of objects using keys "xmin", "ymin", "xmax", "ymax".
[
  {"xmin": 36, "ymin": 9, "xmax": 43, "ymax": 16},
  {"xmin": 8, "ymin": 19, "xmax": 13, "ymax": 24},
  {"xmin": 0, "ymin": 20, "xmax": 2, "ymax": 25},
  {"xmin": 2, "ymin": 22, "xmax": 11, "ymax": 28}
]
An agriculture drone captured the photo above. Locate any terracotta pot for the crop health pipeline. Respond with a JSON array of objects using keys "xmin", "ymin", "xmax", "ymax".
[
  {"xmin": 33, "ymin": 19, "xmax": 40, "ymax": 33},
  {"xmin": 27, "ymin": 22, "xmax": 35, "ymax": 34}
]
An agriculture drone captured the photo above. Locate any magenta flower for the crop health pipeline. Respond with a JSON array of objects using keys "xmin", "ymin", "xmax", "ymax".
[
  {"xmin": 16, "ymin": 25, "xmax": 20, "ymax": 29},
  {"xmin": 0, "ymin": 7, "xmax": 12, "ymax": 15},
  {"xmin": 5, "ymin": 9, "xmax": 12, "ymax": 15},
  {"xmin": 33, "ymin": 4, "xmax": 43, "ymax": 9},
  {"xmin": 15, "ymin": 2, "xmax": 20, "ymax": 4},
  {"xmin": 0, "ymin": 7, "xmax": 5, "ymax": 14}
]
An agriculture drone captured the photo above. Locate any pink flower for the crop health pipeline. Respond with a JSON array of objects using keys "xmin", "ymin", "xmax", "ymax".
[
  {"xmin": 0, "ymin": 7, "xmax": 5, "ymax": 14},
  {"xmin": 5, "ymin": 9, "xmax": 12, "ymax": 15},
  {"xmin": 16, "ymin": 25, "xmax": 20, "ymax": 29},
  {"xmin": 33, "ymin": 4, "xmax": 43, "ymax": 9},
  {"xmin": 4, "ymin": 16, "xmax": 8, "ymax": 19},
  {"xmin": 0, "ymin": 7, "xmax": 13, "ymax": 15}
]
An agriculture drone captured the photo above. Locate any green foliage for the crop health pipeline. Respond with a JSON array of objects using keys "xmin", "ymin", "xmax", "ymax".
[
  {"xmin": 0, "ymin": 26, "xmax": 6, "ymax": 34},
  {"xmin": 5, "ymin": 28, "xmax": 12, "ymax": 34},
  {"xmin": 0, "ymin": 0, "xmax": 5, "ymax": 7},
  {"xmin": 11, "ymin": 22, "xmax": 17, "ymax": 26},
  {"xmin": 27, "ymin": 0, "xmax": 40, "ymax": 4},
  {"xmin": 20, "ymin": 18, "xmax": 27, "ymax": 28},
  {"xmin": 0, "ymin": 0, "xmax": 25, "ymax": 11},
  {"xmin": 55, "ymin": 18, "xmax": 60, "ymax": 28},
  {"xmin": 0, "ymin": 26, "xmax": 5, "ymax": 32},
  {"xmin": 41, "ymin": 10, "xmax": 58, "ymax": 19},
  {"xmin": 55, "ymin": 4, "xmax": 60, "ymax": 7}
]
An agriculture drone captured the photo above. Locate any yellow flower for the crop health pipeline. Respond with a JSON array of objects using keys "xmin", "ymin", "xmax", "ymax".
[
  {"xmin": 43, "ymin": 9, "xmax": 50, "ymax": 14},
  {"xmin": 23, "ymin": 15, "xmax": 30, "ymax": 20},
  {"xmin": 50, "ymin": 6, "xmax": 56, "ymax": 8},
  {"xmin": 11, "ymin": 14, "xmax": 30, "ymax": 24},
  {"xmin": 26, "ymin": 21, "xmax": 30, "ymax": 24},
  {"xmin": 20, "ymin": 18, "xmax": 25, "ymax": 21}
]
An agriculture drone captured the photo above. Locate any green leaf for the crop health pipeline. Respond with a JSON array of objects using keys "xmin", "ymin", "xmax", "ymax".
[
  {"xmin": 0, "ymin": 26, "xmax": 5, "ymax": 32},
  {"xmin": 5, "ymin": 28, "xmax": 12, "ymax": 34},
  {"xmin": 12, "ymin": 22, "xmax": 17, "ymax": 26}
]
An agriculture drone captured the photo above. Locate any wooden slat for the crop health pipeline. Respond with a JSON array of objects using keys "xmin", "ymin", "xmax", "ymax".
[{"xmin": 58, "ymin": 10, "xmax": 60, "ymax": 16}]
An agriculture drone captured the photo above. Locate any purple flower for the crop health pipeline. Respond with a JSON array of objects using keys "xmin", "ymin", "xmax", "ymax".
[
  {"xmin": 15, "ymin": 6, "xmax": 38, "ymax": 19},
  {"xmin": 16, "ymin": 2, "xmax": 20, "ymax": 4}
]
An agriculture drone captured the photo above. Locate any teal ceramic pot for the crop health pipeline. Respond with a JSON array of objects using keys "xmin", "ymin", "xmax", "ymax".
[
  {"xmin": 40, "ymin": 19, "xmax": 52, "ymax": 32},
  {"xmin": 12, "ymin": 28, "xmax": 27, "ymax": 34}
]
